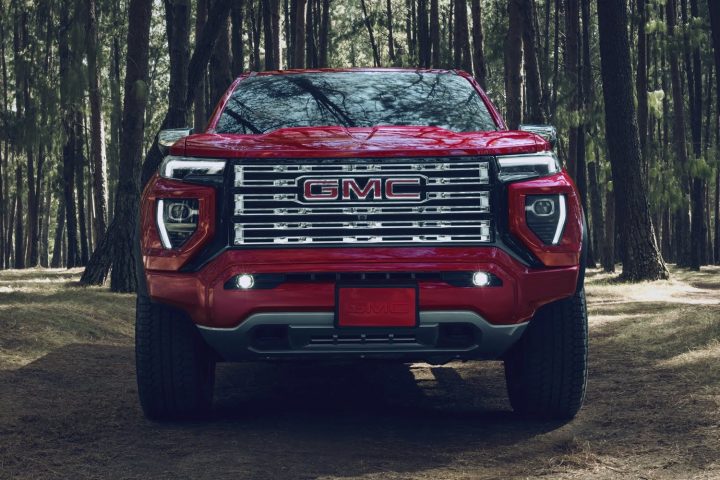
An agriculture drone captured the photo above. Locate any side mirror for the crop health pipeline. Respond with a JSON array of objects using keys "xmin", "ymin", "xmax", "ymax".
[
  {"xmin": 158, "ymin": 127, "xmax": 193, "ymax": 154},
  {"xmin": 519, "ymin": 124, "xmax": 558, "ymax": 149}
]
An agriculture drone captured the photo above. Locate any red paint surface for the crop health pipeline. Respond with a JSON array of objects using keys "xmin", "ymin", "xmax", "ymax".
[
  {"xmin": 145, "ymin": 247, "xmax": 579, "ymax": 328},
  {"xmin": 140, "ymin": 175, "xmax": 216, "ymax": 271},
  {"xmin": 338, "ymin": 287, "xmax": 417, "ymax": 327},
  {"xmin": 507, "ymin": 172, "xmax": 584, "ymax": 267}
]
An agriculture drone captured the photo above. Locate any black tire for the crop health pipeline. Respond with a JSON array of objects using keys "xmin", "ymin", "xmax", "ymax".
[
  {"xmin": 135, "ymin": 295, "xmax": 216, "ymax": 420},
  {"xmin": 504, "ymin": 289, "xmax": 588, "ymax": 420}
]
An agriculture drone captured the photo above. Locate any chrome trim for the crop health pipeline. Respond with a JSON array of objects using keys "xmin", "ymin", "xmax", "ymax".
[
  {"xmin": 552, "ymin": 194, "xmax": 566, "ymax": 245},
  {"xmin": 496, "ymin": 152, "xmax": 560, "ymax": 174},
  {"xmin": 232, "ymin": 159, "xmax": 493, "ymax": 246},
  {"xmin": 156, "ymin": 200, "xmax": 172, "ymax": 249},
  {"xmin": 160, "ymin": 156, "xmax": 226, "ymax": 179}
]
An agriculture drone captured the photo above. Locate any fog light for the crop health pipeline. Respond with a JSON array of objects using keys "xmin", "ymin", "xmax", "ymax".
[
  {"xmin": 472, "ymin": 271, "xmax": 491, "ymax": 287},
  {"xmin": 236, "ymin": 274, "xmax": 254, "ymax": 289}
]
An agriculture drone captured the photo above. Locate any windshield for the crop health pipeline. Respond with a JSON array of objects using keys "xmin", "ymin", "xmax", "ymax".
[{"xmin": 215, "ymin": 71, "xmax": 498, "ymax": 134}]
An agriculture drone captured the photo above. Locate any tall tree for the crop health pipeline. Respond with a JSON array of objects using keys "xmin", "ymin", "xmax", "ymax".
[
  {"xmin": 520, "ymin": 0, "xmax": 544, "ymax": 123},
  {"xmin": 387, "ymin": 0, "xmax": 396, "ymax": 64},
  {"xmin": 80, "ymin": 0, "xmax": 153, "ymax": 291},
  {"xmin": 417, "ymin": 0, "xmax": 430, "ymax": 67},
  {"xmin": 666, "ymin": 0, "xmax": 692, "ymax": 267},
  {"xmin": 293, "ymin": 0, "xmax": 306, "ymax": 68},
  {"xmin": 231, "ymin": 0, "xmax": 245, "ymax": 76},
  {"xmin": 263, "ymin": 0, "xmax": 279, "ymax": 69},
  {"xmin": 194, "ymin": 0, "xmax": 208, "ymax": 130},
  {"xmin": 564, "ymin": 0, "xmax": 580, "ymax": 178},
  {"xmin": 504, "ymin": 0, "xmax": 522, "ymax": 130},
  {"xmin": 430, "ymin": 0, "xmax": 440, "ymax": 67},
  {"xmin": 14, "ymin": 165, "xmax": 24, "ymax": 269},
  {"xmin": 688, "ymin": 0, "xmax": 705, "ymax": 270},
  {"xmin": 209, "ymin": 7, "xmax": 232, "ymax": 103},
  {"xmin": 453, "ymin": 0, "xmax": 471, "ymax": 72},
  {"xmin": 470, "ymin": 0, "xmax": 486, "ymax": 88},
  {"xmin": 58, "ymin": 0, "xmax": 81, "ymax": 268},
  {"xmin": 360, "ymin": 0, "xmax": 381, "ymax": 67},
  {"xmin": 636, "ymin": 0, "xmax": 648, "ymax": 169},
  {"xmin": 709, "ymin": 0, "xmax": 720, "ymax": 264},
  {"xmin": 318, "ymin": 0, "xmax": 330, "ymax": 67},
  {"xmin": 597, "ymin": 0, "xmax": 669, "ymax": 280},
  {"xmin": 87, "ymin": 0, "xmax": 108, "ymax": 249}
]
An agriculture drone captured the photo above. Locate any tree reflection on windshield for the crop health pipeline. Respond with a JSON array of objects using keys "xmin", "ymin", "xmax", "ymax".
[{"xmin": 215, "ymin": 71, "xmax": 497, "ymax": 134}]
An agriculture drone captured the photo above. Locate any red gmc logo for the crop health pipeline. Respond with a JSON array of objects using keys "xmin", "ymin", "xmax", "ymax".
[{"xmin": 302, "ymin": 177, "xmax": 423, "ymax": 201}]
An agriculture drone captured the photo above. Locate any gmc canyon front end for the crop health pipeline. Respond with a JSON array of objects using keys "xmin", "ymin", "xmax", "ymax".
[{"xmin": 136, "ymin": 69, "xmax": 588, "ymax": 421}]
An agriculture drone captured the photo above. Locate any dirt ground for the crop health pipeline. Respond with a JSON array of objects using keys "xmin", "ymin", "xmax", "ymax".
[{"xmin": 0, "ymin": 266, "xmax": 718, "ymax": 479}]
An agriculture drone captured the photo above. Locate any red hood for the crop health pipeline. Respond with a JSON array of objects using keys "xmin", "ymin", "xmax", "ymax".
[{"xmin": 177, "ymin": 126, "xmax": 548, "ymax": 159}]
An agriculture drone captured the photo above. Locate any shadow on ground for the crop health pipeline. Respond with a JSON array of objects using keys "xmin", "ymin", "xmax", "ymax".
[{"xmin": 0, "ymin": 343, "xmax": 567, "ymax": 480}]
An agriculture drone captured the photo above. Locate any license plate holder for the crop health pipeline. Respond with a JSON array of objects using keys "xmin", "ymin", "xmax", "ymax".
[{"xmin": 336, "ymin": 285, "xmax": 418, "ymax": 328}]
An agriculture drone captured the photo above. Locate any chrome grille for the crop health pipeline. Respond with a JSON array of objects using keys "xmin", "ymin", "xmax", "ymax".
[{"xmin": 232, "ymin": 158, "xmax": 493, "ymax": 246}]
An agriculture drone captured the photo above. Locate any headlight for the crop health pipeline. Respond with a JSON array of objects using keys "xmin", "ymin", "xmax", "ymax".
[
  {"xmin": 159, "ymin": 156, "xmax": 226, "ymax": 180},
  {"xmin": 157, "ymin": 199, "xmax": 199, "ymax": 249},
  {"xmin": 525, "ymin": 194, "xmax": 566, "ymax": 245},
  {"xmin": 497, "ymin": 152, "xmax": 560, "ymax": 182}
]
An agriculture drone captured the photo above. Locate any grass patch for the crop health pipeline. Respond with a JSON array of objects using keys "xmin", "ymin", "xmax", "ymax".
[{"xmin": 0, "ymin": 268, "xmax": 134, "ymax": 369}]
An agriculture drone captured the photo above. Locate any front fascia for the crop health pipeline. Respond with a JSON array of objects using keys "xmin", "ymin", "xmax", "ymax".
[{"xmin": 146, "ymin": 247, "xmax": 579, "ymax": 329}]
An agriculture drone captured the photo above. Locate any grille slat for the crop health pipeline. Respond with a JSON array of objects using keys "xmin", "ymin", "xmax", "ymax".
[{"xmin": 232, "ymin": 158, "xmax": 493, "ymax": 246}]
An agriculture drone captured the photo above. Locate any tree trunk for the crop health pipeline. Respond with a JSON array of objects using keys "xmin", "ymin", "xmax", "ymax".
[
  {"xmin": 194, "ymin": 0, "xmax": 208, "ymax": 130},
  {"xmin": 504, "ymin": 0, "xmax": 522, "ymax": 130},
  {"xmin": 231, "ymin": 0, "xmax": 245, "ymax": 75},
  {"xmin": 39, "ymin": 171, "xmax": 51, "ymax": 268},
  {"xmin": 165, "ymin": 0, "xmax": 192, "ymax": 125},
  {"xmin": 293, "ymin": 0, "xmax": 306, "ymax": 68},
  {"xmin": 81, "ymin": 0, "xmax": 153, "ymax": 292},
  {"xmin": 50, "ymin": 196, "xmax": 65, "ymax": 268},
  {"xmin": 109, "ymin": 34, "xmax": 122, "ymax": 218},
  {"xmin": 417, "ymin": 0, "xmax": 429, "ymax": 67},
  {"xmin": 636, "ymin": 0, "xmax": 648, "ymax": 177},
  {"xmin": 550, "ymin": 0, "xmax": 560, "ymax": 119},
  {"xmin": 469, "ymin": 0, "xmax": 486, "ymax": 89},
  {"xmin": 602, "ymin": 186, "xmax": 615, "ymax": 273},
  {"xmin": 360, "ymin": 0, "xmax": 381, "ymax": 67},
  {"xmin": 263, "ymin": 0, "xmax": 278, "ymax": 69},
  {"xmin": 87, "ymin": 0, "xmax": 108, "ymax": 250},
  {"xmin": 712, "ymin": 0, "xmax": 720, "ymax": 263},
  {"xmin": 387, "ymin": 0, "xmax": 396, "ymax": 64},
  {"xmin": 318, "ymin": 0, "xmax": 330, "ymax": 67},
  {"xmin": 564, "ymin": 0, "xmax": 579, "ymax": 179},
  {"xmin": 453, "ymin": 0, "xmax": 471, "ymax": 73},
  {"xmin": 75, "ymin": 112, "xmax": 89, "ymax": 266},
  {"xmin": 14, "ymin": 166, "xmax": 25, "ymax": 269},
  {"xmin": 597, "ymin": 0, "xmax": 668, "ymax": 280},
  {"xmin": 578, "ymin": 0, "xmax": 594, "ymax": 267},
  {"xmin": 520, "ymin": 0, "xmax": 544, "ymax": 123},
  {"xmin": 666, "ymin": 0, "xmax": 692, "ymax": 267},
  {"xmin": 688, "ymin": 0, "xmax": 705, "ymax": 269},
  {"xmin": 210, "ymin": 7, "xmax": 232, "ymax": 102},
  {"xmin": 430, "ymin": 0, "xmax": 440, "ymax": 67},
  {"xmin": 59, "ymin": 4, "xmax": 81, "ymax": 269},
  {"xmin": 305, "ymin": 0, "xmax": 317, "ymax": 67},
  {"xmin": 588, "ymin": 147, "xmax": 604, "ymax": 265}
]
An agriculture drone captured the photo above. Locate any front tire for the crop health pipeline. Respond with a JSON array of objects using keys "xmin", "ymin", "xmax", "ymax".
[
  {"xmin": 135, "ymin": 295, "xmax": 216, "ymax": 420},
  {"xmin": 504, "ymin": 289, "xmax": 588, "ymax": 420}
]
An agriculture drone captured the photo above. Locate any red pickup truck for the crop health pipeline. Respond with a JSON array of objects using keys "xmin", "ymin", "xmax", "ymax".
[{"xmin": 137, "ymin": 68, "xmax": 588, "ymax": 421}]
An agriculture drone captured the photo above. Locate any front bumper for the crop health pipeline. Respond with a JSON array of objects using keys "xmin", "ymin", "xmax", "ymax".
[
  {"xmin": 146, "ymin": 246, "xmax": 579, "ymax": 329},
  {"xmin": 198, "ymin": 311, "xmax": 527, "ymax": 362}
]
